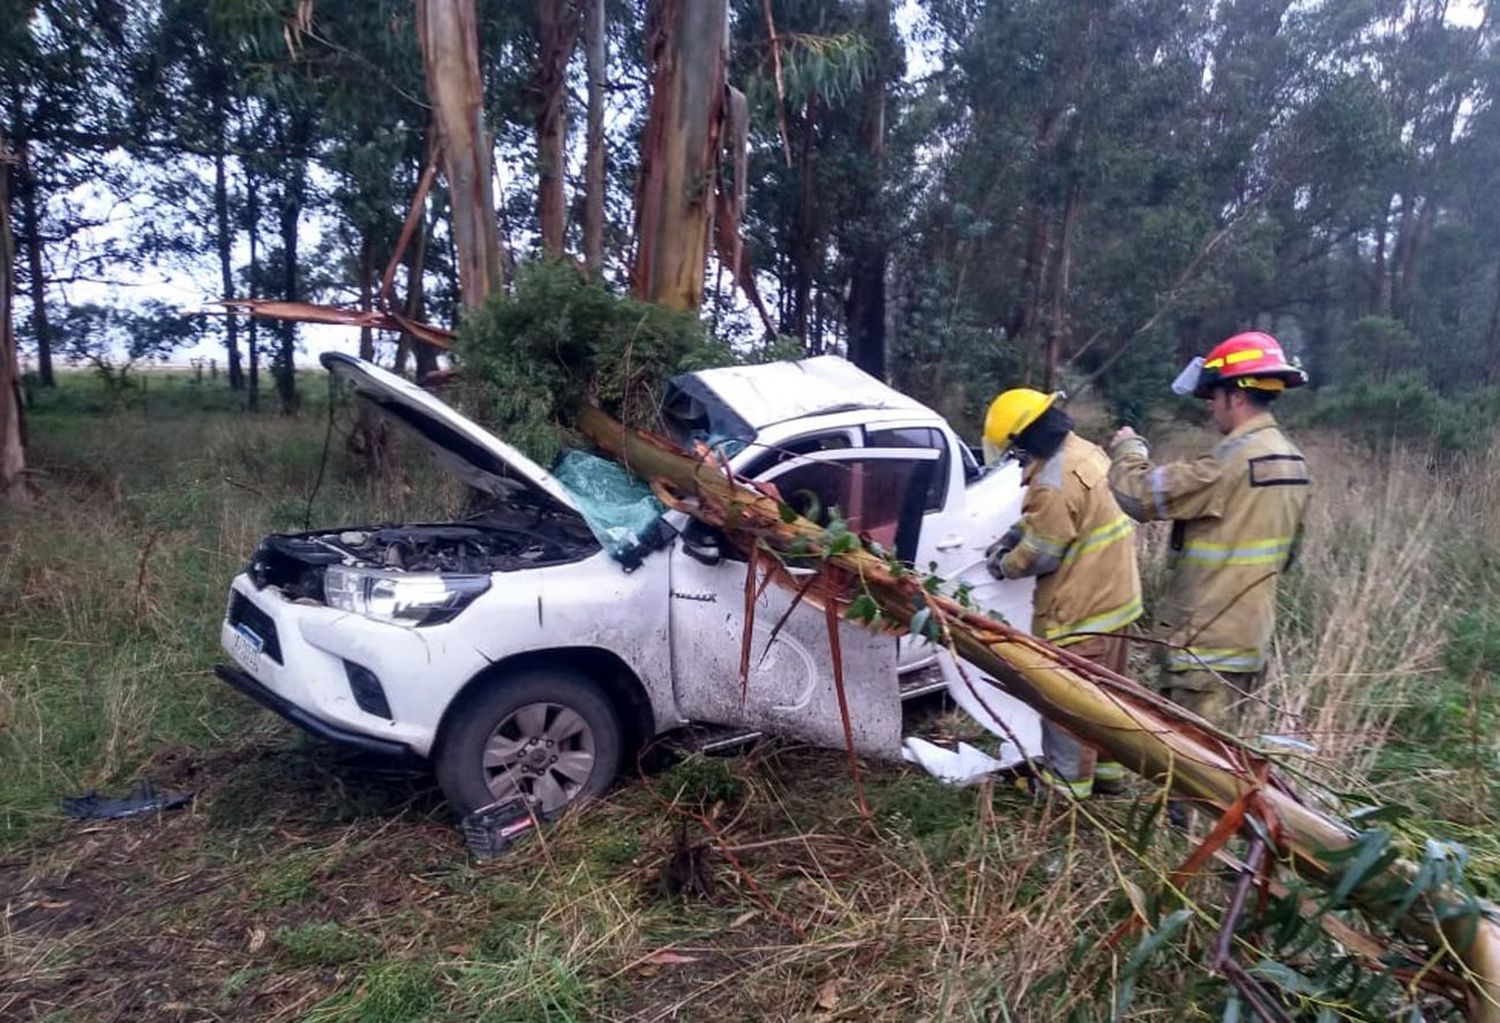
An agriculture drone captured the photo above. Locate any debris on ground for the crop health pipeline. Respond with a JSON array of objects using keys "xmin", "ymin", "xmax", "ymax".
[
  {"xmin": 460, "ymin": 794, "xmax": 539, "ymax": 860},
  {"xmin": 60, "ymin": 780, "xmax": 194, "ymax": 821}
]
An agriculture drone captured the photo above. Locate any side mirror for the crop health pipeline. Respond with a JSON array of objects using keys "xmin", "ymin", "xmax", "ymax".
[{"xmin": 680, "ymin": 520, "xmax": 723, "ymax": 566}]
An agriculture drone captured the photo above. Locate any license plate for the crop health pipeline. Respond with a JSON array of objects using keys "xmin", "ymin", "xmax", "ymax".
[{"xmin": 231, "ymin": 623, "xmax": 264, "ymax": 673}]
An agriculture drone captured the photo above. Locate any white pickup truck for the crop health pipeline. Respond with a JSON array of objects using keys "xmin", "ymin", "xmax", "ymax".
[{"xmin": 216, "ymin": 353, "xmax": 1037, "ymax": 815}]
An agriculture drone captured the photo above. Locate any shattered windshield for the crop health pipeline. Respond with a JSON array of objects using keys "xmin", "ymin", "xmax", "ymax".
[{"xmin": 552, "ymin": 450, "xmax": 666, "ymax": 567}]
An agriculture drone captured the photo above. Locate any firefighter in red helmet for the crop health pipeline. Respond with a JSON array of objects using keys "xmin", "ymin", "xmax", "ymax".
[{"xmin": 1107, "ymin": 332, "xmax": 1311, "ymax": 731}]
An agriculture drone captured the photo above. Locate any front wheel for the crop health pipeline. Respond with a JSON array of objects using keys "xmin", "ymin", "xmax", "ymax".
[{"xmin": 436, "ymin": 668, "xmax": 623, "ymax": 817}]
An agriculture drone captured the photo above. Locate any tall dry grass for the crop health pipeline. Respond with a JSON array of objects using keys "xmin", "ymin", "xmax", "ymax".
[{"xmin": 1136, "ymin": 421, "xmax": 1500, "ymax": 816}]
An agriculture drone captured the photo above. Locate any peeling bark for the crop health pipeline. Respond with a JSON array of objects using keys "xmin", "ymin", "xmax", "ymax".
[
  {"xmin": 535, "ymin": 0, "xmax": 582, "ymax": 259},
  {"xmin": 418, "ymin": 0, "xmax": 505, "ymax": 308},
  {"xmin": 631, "ymin": 0, "xmax": 728, "ymax": 310},
  {"xmin": 583, "ymin": 0, "xmax": 606, "ymax": 274}
]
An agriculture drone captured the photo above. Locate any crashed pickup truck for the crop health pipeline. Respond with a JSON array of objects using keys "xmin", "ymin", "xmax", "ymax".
[{"xmin": 216, "ymin": 353, "xmax": 1039, "ymax": 815}]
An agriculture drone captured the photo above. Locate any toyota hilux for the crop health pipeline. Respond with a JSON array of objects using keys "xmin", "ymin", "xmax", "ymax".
[{"xmin": 216, "ymin": 353, "xmax": 1037, "ymax": 815}]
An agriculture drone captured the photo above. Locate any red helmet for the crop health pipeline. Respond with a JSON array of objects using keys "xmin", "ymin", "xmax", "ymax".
[{"xmin": 1188, "ymin": 331, "xmax": 1306, "ymax": 398}]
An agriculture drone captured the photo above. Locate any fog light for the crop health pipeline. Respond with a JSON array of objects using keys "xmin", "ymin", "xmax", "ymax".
[{"xmin": 345, "ymin": 661, "xmax": 392, "ymax": 720}]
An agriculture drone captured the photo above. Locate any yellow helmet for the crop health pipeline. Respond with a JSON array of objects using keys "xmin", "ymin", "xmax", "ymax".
[{"xmin": 983, "ymin": 388, "xmax": 1061, "ymax": 448}]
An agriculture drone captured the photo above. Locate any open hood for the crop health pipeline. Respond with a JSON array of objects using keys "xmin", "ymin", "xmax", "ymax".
[{"xmin": 320, "ymin": 353, "xmax": 579, "ymax": 516}]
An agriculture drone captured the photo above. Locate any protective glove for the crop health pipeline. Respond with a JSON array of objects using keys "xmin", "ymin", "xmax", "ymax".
[{"xmin": 985, "ymin": 525, "xmax": 1022, "ymax": 578}]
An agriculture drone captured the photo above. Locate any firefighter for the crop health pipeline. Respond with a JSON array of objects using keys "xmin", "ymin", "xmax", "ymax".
[
  {"xmin": 1108, "ymin": 331, "xmax": 1311, "ymax": 728},
  {"xmin": 984, "ymin": 388, "xmax": 1142, "ymax": 798}
]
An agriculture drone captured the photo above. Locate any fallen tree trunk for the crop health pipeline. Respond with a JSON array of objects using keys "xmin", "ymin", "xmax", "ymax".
[{"xmin": 577, "ymin": 403, "xmax": 1500, "ymax": 1022}]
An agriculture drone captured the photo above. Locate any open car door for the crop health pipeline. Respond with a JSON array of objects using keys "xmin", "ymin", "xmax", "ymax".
[{"xmin": 667, "ymin": 448, "xmax": 940, "ymax": 756}]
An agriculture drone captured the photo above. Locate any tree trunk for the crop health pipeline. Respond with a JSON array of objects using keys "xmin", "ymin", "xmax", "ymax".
[
  {"xmin": 395, "ymin": 209, "xmax": 428, "ymax": 375},
  {"xmin": 535, "ymin": 0, "xmax": 581, "ymax": 260},
  {"xmin": 18, "ymin": 144, "xmax": 53, "ymax": 387},
  {"xmin": 275, "ymin": 149, "xmax": 306, "ymax": 415},
  {"xmin": 1486, "ymin": 258, "xmax": 1500, "ymax": 386},
  {"xmin": 631, "ymin": 0, "xmax": 728, "ymax": 311},
  {"xmin": 356, "ymin": 235, "xmax": 390, "ymax": 481},
  {"xmin": 246, "ymin": 166, "xmax": 260, "ymax": 412},
  {"xmin": 788, "ymin": 95, "xmax": 818, "ymax": 341},
  {"xmin": 418, "ymin": 0, "xmax": 505, "ymax": 309},
  {"xmin": 214, "ymin": 141, "xmax": 243, "ymax": 389},
  {"xmin": 583, "ymin": 0, "xmax": 607, "ymax": 274},
  {"xmin": 1389, "ymin": 190, "xmax": 1416, "ymax": 320},
  {"xmin": 843, "ymin": 0, "xmax": 891, "ymax": 380},
  {"xmin": 1370, "ymin": 210, "xmax": 1389, "ymax": 315},
  {"xmin": 1042, "ymin": 182, "xmax": 1081, "ymax": 392},
  {"xmin": 1, "ymin": 134, "xmax": 29, "ymax": 502}
]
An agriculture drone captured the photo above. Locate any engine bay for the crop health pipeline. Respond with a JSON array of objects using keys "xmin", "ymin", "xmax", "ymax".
[{"xmin": 247, "ymin": 507, "xmax": 601, "ymax": 603}]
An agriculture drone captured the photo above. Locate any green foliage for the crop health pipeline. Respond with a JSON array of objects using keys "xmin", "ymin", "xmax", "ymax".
[
  {"xmin": 454, "ymin": 261, "xmax": 733, "ymax": 464},
  {"xmin": 660, "ymin": 754, "xmax": 746, "ymax": 812},
  {"xmin": 303, "ymin": 960, "xmax": 438, "ymax": 1023},
  {"xmin": 1306, "ymin": 372, "xmax": 1500, "ymax": 452},
  {"xmin": 274, "ymin": 922, "xmax": 379, "ymax": 967}
]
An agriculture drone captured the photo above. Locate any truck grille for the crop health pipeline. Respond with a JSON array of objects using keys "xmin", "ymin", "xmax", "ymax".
[{"xmin": 228, "ymin": 592, "xmax": 284, "ymax": 665}]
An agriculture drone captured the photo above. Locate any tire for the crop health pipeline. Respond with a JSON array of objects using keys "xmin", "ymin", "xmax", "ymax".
[{"xmin": 436, "ymin": 667, "xmax": 623, "ymax": 818}]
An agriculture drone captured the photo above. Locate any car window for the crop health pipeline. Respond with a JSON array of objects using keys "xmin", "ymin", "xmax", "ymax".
[
  {"xmin": 765, "ymin": 454, "xmax": 936, "ymax": 559},
  {"xmin": 739, "ymin": 430, "xmax": 854, "ymax": 480},
  {"xmin": 866, "ymin": 427, "xmax": 949, "ymax": 512}
]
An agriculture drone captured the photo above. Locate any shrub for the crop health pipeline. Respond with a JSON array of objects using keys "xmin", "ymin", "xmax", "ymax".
[{"xmin": 454, "ymin": 261, "xmax": 732, "ymax": 464}]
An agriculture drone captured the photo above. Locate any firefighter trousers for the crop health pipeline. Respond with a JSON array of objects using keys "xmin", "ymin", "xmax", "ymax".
[{"xmin": 1040, "ymin": 631, "xmax": 1129, "ymax": 798}]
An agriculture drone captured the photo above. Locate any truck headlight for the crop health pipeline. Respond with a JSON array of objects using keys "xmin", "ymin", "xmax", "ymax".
[{"xmin": 323, "ymin": 566, "xmax": 490, "ymax": 626}]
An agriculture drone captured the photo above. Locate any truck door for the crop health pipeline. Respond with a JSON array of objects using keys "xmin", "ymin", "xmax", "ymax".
[
  {"xmin": 864, "ymin": 425, "xmax": 1035, "ymax": 653},
  {"xmin": 667, "ymin": 446, "xmax": 939, "ymax": 755}
]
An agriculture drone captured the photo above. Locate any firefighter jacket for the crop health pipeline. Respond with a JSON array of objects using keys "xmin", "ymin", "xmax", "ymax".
[
  {"xmin": 1107, "ymin": 412, "xmax": 1310, "ymax": 674},
  {"xmin": 994, "ymin": 432, "xmax": 1142, "ymax": 645}
]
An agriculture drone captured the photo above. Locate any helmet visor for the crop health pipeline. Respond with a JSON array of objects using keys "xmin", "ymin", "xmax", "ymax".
[{"xmin": 1171, "ymin": 356, "xmax": 1204, "ymax": 396}]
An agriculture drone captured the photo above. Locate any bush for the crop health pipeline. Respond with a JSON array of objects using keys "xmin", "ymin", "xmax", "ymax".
[
  {"xmin": 454, "ymin": 261, "xmax": 733, "ymax": 464},
  {"xmin": 1303, "ymin": 372, "xmax": 1500, "ymax": 452}
]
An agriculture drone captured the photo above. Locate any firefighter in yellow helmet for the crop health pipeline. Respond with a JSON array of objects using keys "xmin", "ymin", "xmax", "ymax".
[
  {"xmin": 1108, "ymin": 331, "xmax": 1311, "ymax": 728},
  {"xmin": 984, "ymin": 388, "xmax": 1142, "ymax": 798}
]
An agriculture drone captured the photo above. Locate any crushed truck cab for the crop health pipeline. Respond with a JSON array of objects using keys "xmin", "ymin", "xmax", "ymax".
[{"xmin": 217, "ymin": 353, "xmax": 1037, "ymax": 816}]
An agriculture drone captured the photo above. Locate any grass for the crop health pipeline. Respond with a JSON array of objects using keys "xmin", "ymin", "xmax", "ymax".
[{"xmin": 2, "ymin": 375, "xmax": 1498, "ymax": 1020}]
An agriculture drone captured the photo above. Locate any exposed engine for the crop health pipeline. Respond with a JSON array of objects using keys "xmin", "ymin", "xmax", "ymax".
[{"xmin": 247, "ymin": 509, "xmax": 600, "ymax": 602}]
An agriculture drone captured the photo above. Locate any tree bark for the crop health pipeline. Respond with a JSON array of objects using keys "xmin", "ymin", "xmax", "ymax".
[
  {"xmin": 418, "ymin": 0, "xmax": 505, "ymax": 309},
  {"xmin": 214, "ymin": 141, "xmax": 243, "ymax": 389},
  {"xmin": 246, "ymin": 165, "xmax": 260, "ymax": 412},
  {"xmin": 631, "ymin": 0, "xmax": 728, "ymax": 310},
  {"xmin": 788, "ymin": 95, "xmax": 818, "ymax": 341},
  {"xmin": 1042, "ymin": 182, "xmax": 1082, "ymax": 393},
  {"xmin": 17, "ymin": 143, "xmax": 53, "ymax": 387},
  {"xmin": 1486, "ymin": 258, "xmax": 1500, "ymax": 386},
  {"xmin": 356, "ymin": 234, "xmax": 389, "ymax": 481},
  {"xmin": 1370, "ymin": 209, "xmax": 1389, "ymax": 315},
  {"xmin": 843, "ymin": 0, "xmax": 891, "ymax": 380},
  {"xmin": 275, "ymin": 145, "xmax": 307, "ymax": 415},
  {"xmin": 395, "ymin": 209, "xmax": 429, "ymax": 375},
  {"xmin": 535, "ymin": 0, "xmax": 581, "ymax": 260},
  {"xmin": 583, "ymin": 0, "xmax": 607, "ymax": 274},
  {"xmin": 1, "ymin": 136, "xmax": 29, "ymax": 502}
]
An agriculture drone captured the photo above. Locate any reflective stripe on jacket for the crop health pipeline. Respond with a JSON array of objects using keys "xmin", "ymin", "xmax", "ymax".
[
  {"xmin": 997, "ymin": 433, "xmax": 1142, "ymax": 645},
  {"xmin": 1107, "ymin": 412, "xmax": 1310, "ymax": 673}
]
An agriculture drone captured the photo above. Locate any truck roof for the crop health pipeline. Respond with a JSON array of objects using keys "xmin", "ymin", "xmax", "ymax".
[{"xmin": 663, "ymin": 355, "xmax": 937, "ymax": 442}]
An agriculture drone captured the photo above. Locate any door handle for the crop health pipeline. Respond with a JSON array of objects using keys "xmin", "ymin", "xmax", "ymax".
[{"xmin": 935, "ymin": 535, "xmax": 965, "ymax": 551}]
